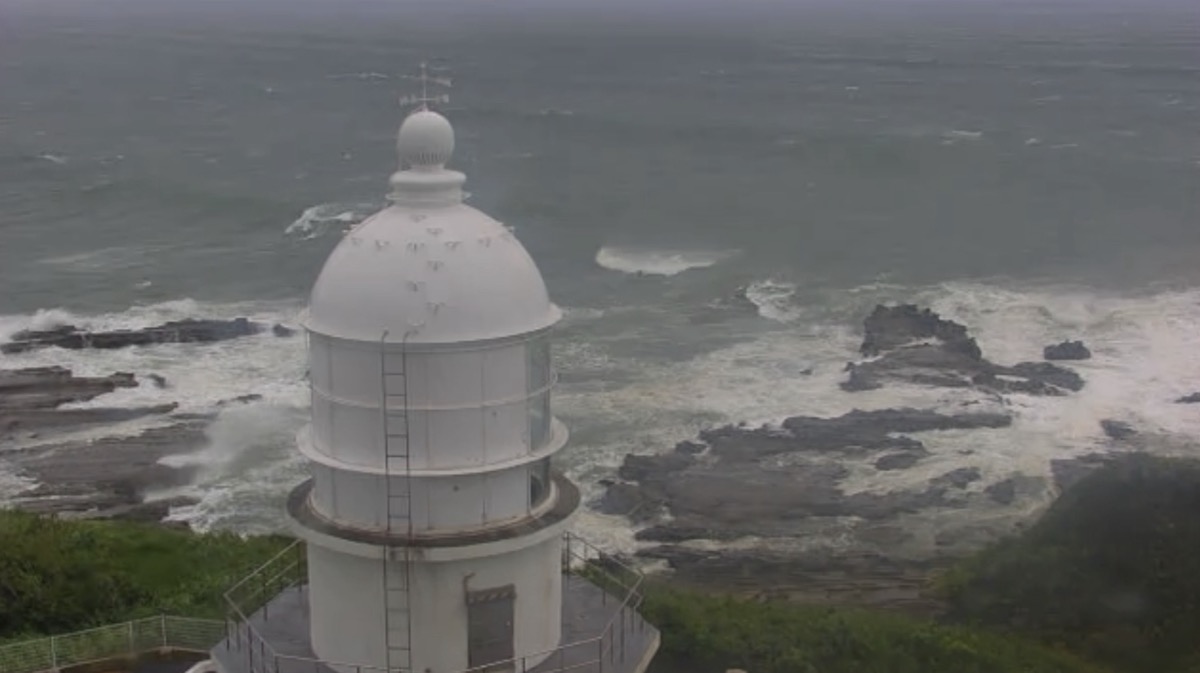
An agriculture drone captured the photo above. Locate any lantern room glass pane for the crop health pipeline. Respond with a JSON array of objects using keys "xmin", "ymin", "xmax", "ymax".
[
  {"xmin": 527, "ymin": 337, "xmax": 551, "ymax": 393},
  {"xmin": 529, "ymin": 457, "xmax": 551, "ymax": 509},
  {"xmin": 526, "ymin": 337, "xmax": 552, "ymax": 451},
  {"xmin": 528, "ymin": 390, "xmax": 550, "ymax": 451}
]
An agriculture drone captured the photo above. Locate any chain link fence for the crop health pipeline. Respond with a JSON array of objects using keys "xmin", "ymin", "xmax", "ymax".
[{"xmin": 0, "ymin": 616, "xmax": 224, "ymax": 673}]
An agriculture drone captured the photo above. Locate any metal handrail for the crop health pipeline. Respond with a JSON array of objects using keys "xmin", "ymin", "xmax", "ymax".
[
  {"xmin": 0, "ymin": 616, "xmax": 226, "ymax": 673},
  {"xmin": 221, "ymin": 532, "xmax": 651, "ymax": 673}
]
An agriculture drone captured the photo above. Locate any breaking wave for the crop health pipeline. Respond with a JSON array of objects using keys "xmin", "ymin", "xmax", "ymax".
[
  {"xmin": 3, "ymin": 279, "xmax": 1199, "ymax": 553},
  {"xmin": 594, "ymin": 246, "xmax": 736, "ymax": 277},
  {"xmin": 284, "ymin": 202, "xmax": 376, "ymax": 240}
]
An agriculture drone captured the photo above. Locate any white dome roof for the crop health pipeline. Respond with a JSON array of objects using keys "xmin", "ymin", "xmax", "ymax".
[{"xmin": 305, "ymin": 109, "xmax": 561, "ymax": 345}]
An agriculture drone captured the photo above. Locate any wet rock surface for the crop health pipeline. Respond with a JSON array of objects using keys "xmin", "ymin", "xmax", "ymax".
[
  {"xmin": 0, "ymin": 317, "xmax": 289, "ymax": 354},
  {"xmin": 597, "ymin": 303, "xmax": 1126, "ymax": 595},
  {"xmin": 1177, "ymin": 392, "xmax": 1200, "ymax": 404},
  {"xmin": 842, "ymin": 304, "xmax": 1085, "ymax": 395},
  {"xmin": 0, "ymin": 366, "xmax": 219, "ymax": 525},
  {"xmin": 1044, "ymin": 340, "xmax": 1092, "ymax": 361}
]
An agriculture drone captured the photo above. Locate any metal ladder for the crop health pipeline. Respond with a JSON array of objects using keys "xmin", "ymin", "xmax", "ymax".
[{"xmin": 380, "ymin": 334, "xmax": 414, "ymax": 673}]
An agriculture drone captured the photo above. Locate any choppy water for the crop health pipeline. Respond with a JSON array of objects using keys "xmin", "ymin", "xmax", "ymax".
[{"xmin": 1, "ymin": 0, "xmax": 1198, "ymax": 553}]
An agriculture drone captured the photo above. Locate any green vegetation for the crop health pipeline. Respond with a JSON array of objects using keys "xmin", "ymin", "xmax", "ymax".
[
  {"xmin": 0, "ymin": 511, "xmax": 290, "ymax": 641},
  {"xmin": 936, "ymin": 454, "xmax": 1200, "ymax": 673},
  {"xmin": 641, "ymin": 586, "xmax": 1108, "ymax": 673},
  {"xmin": 5, "ymin": 453, "xmax": 1200, "ymax": 672}
]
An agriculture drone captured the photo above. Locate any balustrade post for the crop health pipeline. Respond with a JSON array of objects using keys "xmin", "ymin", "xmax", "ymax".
[
  {"xmin": 262, "ymin": 565, "xmax": 270, "ymax": 619},
  {"xmin": 618, "ymin": 608, "xmax": 625, "ymax": 662}
]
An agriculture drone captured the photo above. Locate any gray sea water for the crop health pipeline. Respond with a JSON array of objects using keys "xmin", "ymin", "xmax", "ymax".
[{"xmin": 1, "ymin": 0, "xmax": 1198, "ymax": 553}]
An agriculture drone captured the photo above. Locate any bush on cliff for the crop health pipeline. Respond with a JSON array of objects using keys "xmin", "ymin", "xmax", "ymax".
[
  {"xmin": 641, "ymin": 586, "xmax": 1107, "ymax": 673},
  {"xmin": 938, "ymin": 454, "xmax": 1200, "ymax": 673},
  {"xmin": 0, "ymin": 510, "xmax": 290, "ymax": 640}
]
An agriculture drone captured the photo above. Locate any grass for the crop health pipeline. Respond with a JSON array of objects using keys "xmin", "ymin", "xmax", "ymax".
[
  {"xmin": 0, "ymin": 510, "xmax": 290, "ymax": 641},
  {"xmin": 640, "ymin": 584, "xmax": 1111, "ymax": 673},
  {"xmin": 6, "ymin": 454, "xmax": 1200, "ymax": 673},
  {"xmin": 934, "ymin": 454, "xmax": 1200, "ymax": 673}
]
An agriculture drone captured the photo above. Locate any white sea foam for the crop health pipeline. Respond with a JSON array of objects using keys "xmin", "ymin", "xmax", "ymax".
[
  {"xmin": 941, "ymin": 129, "xmax": 984, "ymax": 144},
  {"xmin": 0, "ymin": 299, "xmax": 309, "ymax": 415},
  {"xmin": 284, "ymin": 202, "xmax": 376, "ymax": 240},
  {"xmin": 553, "ymin": 280, "xmax": 1200, "ymax": 555},
  {"xmin": 38, "ymin": 246, "xmax": 158, "ymax": 272},
  {"xmin": 743, "ymin": 279, "xmax": 802, "ymax": 323},
  {"xmin": 2, "ymin": 281, "xmax": 1198, "ymax": 554},
  {"xmin": 594, "ymin": 246, "xmax": 735, "ymax": 277}
]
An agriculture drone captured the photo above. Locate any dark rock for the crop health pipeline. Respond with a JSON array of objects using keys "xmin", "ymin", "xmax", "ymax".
[
  {"xmin": 272, "ymin": 323, "xmax": 297, "ymax": 338},
  {"xmin": 985, "ymin": 478, "xmax": 1018, "ymax": 505},
  {"xmin": 5, "ymin": 421, "xmax": 209, "ymax": 520},
  {"xmin": 843, "ymin": 305, "xmax": 1085, "ymax": 397},
  {"xmin": 602, "ymin": 407, "xmax": 1013, "ymax": 545},
  {"xmin": 1176, "ymin": 392, "xmax": 1200, "ymax": 404},
  {"xmin": 216, "ymin": 393, "xmax": 264, "ymax": 407},
  {"xmin": 1101, "ymin": 419, "xmax": 1137, "ymax": 441},
  {"xmin": 875, "ymin": 452, "xmax": 923, "ymax": 471},
  {"xmin": 593, "ymin": 481, "xmax": 663, "ymax": 523},
  {"xmin": 147, "ymin": 373, "xmax": 169, "ymax": 389},
  {"xmin": 1, "ymin": 317, "xmax": 264, "ymax": 354},
  {"xmin": 1001, "ymin": 362, "xmax": 1085, "ymax": 392},
  {"xmin": 0, "ymin": 367, "xmax": 137, "ymax": 410},
  {"xmin": 930, "ymin": 467, "xmax": 982, "ymax": 490},
  {"xmin": 1044, "ymin": 340, "xmax": 1092, "ymax": 361},
  {"xmin": 1050, "ymin": 453, "xmax": 1113, "ymax": 492},
  {"xmin": 859, "ymin": 304, "xmax": 982, "ymax": 360},
  {"xmin": 2, "ymin": 403, "xmax": 178, "ymax": 434},
  {"xmin": 674, "ymin": 440, "xmax": 707, "ymax": 455}
]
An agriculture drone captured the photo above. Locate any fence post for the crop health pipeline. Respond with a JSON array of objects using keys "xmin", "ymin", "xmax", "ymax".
[
  {"xmin": 262, "ymin": 564, "xmax": 270, "ymax": 620},
  {"xmin": 50, "ymin": 635, "xmax": 59, "ymax": 672},
  {"xmin": 128, "ymin": 621, "xmax": 136, "ymax": 656},
  {"xmin": 162, "ymin": 614, "xmax": 169, "ymax": 650}
]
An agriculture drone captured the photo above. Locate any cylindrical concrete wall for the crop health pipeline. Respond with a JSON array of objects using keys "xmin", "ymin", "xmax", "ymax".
[{"xmin": 306, "ymin": 534, "xmax": 564, "ymax": 673}]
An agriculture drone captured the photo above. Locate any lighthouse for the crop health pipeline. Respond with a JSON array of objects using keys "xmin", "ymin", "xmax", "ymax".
[{"xmin": 211, "ymin": 85, "xmax": 659, "ymax": 673}]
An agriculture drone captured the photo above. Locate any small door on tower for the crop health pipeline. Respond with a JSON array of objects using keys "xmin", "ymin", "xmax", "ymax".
[{"xmin": 466, "ymin": 584, "xmax": 516, "ymax": 672}]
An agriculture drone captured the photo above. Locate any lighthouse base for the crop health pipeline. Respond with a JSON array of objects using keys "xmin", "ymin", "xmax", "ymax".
[{"xmin": 211, "ymin": 573, "xmax": 658, "ymax": 673}]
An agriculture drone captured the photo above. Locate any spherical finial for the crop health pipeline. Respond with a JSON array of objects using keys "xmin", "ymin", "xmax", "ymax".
[{"xmin": 397, "ymin": 109, "xmax": 454, "ymax": 169}]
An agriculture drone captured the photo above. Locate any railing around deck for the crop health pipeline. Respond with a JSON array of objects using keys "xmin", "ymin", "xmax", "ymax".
[
  {"xmin": 221, "ymin": 532, "xmax": 651, "ymax": 673},
  {"xmin": 0, "ymin": 616, "xmax": 225, "ymax": 673}
]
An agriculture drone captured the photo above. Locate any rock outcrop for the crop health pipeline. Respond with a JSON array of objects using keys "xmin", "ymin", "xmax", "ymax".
[
  {"xmin": 842, "ymin": 304, "xmax": 1085, "ymax": 395},
  {"xmin": 1044, "ymin": 340, "xmax": 1092, "ymax": 361},
  {"xmin": 598, "ymin": 408, "xmax": 1011, "ymax": 547},
  {"xmin": 0, "ymin": 366, "xmax": 209, "ymax": 523},
  {"xmin": 0, "ymin": 317, "xmax": 291, "ymax": 354}
]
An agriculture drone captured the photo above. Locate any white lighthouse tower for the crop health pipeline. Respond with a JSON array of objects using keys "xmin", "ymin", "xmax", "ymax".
[{"xmin": 212, "ymin": 78, "xmax": 658, "ymax": 673}]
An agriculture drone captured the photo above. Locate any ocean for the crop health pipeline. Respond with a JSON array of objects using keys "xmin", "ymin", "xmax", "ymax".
[{"xmin": 1, "ymin": 0, "xmax": 1198, "ymax": 554}]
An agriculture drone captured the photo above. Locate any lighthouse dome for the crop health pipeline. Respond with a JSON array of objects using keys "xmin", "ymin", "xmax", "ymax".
[{"xmin": 304, "ymin": 109, "xmax": 560, "ymax": 344}]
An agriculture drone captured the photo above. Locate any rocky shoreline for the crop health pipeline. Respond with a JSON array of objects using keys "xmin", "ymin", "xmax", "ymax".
[
  {"xmin": 595, "ymin": 303, "xmax": 1197, "ymax": 604},
  {"xmin": 0, "ymin": 317, "xmax": 294, "ymax": 524},
  {"xmin": 1, "ymin": 305, "xmax": 1195, "ymax": 613}
]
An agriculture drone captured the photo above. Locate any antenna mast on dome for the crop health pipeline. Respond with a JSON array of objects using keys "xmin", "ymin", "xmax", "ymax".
[{"xmin": 399, "ymin": 60, "xmax": 452, "ymax": 112}]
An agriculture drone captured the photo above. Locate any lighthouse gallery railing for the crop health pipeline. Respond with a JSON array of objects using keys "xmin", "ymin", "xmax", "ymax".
[{"xmin": 222, "ymin": 532, "xmax": 650, "ymax": 673}]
